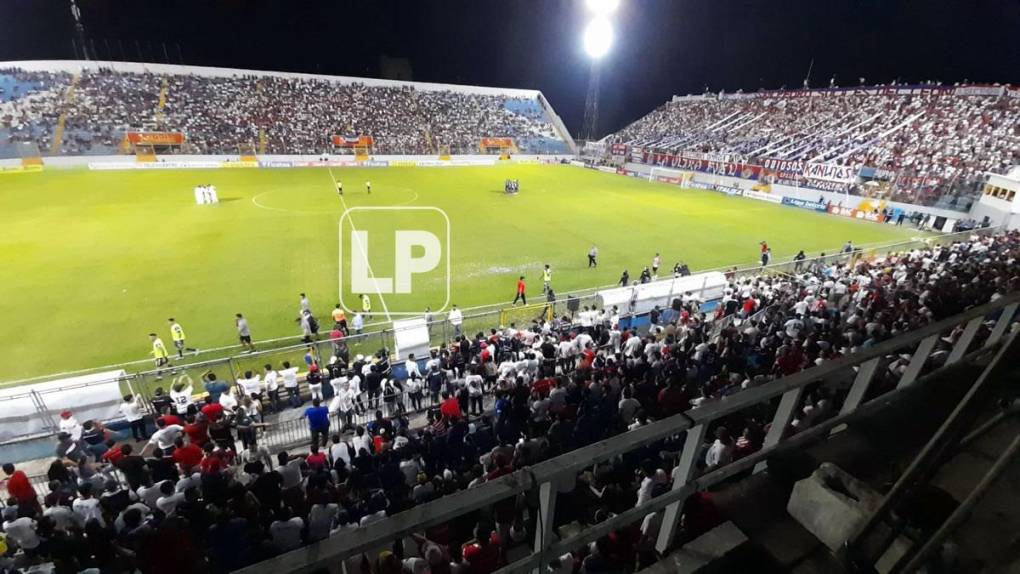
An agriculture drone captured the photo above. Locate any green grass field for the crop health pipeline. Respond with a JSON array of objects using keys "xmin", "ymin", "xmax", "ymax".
[{"xmin": 0, "ymin": 164, "xmax": 922, "ymax": 383}]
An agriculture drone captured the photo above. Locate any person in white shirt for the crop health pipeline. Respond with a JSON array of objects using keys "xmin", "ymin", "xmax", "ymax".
[
  {"xmin": 2, "ymin": 507, "xmax": 40, "ymax": 552},
  {"xmin": 623, "ymin": 332, "xmax": 644, "ymax": 358},
  {"xmin": 155, "ymin": 481, "xmax": 186, "ymax": 515},
  {"xmin": 352, "ymin": 426, "xmax": 373, "ymax": 456},
  {"xmin": 147, "ymin": 421, "xmax": 183, "ymax": 455},
  {"xmin": 307, "ymin": 502, "xmax": 340, "ymax": 541},
  {"xmin": 705, "ymin": 427, "xmax": 734, "ymax": 469},
  {"xmin": 239, "ymin": 371, "xmax": 263, "ymax": 399},
  {"xmin": 329, "ymin": 435, "xmax": 353, "ymax": 468},
  {"xmin": 58, "ymin": 410, "xmax": 83, "ymax": 441},
  {"xmin": 137, "ymin": 481, "xmax": 167, "ymax": 509},
  {"xmin": 352, "ymin": 312, "xmax": 365, "ymax": 334},
  {"xmin": 404, "ymin": 354, "xmax": 422, "ymax": 380},
  {"xmin": 120, "ymin": 394, "xmax": 148, "ymax": 441},
  {"xmin": 169, "ymin": 380, "xmax": 193, "ymax": 415},
  {"xmin": 399, "ymin": 454, "xmax": 422, "ymax": 487},
  {"xmin": 448, "ymin": 305, "xmax": 464, "ymax": 338},
  {"xmin": 270, "ymin": 511, "xmax": 305, "ymax": 551},
  {"xmin": 263, "ymin": 364, "xmax": 281, "ymax": 413},
  {"xmin": 405, "ymin": 375, "xmax": 424, "ymax": 411},
  {"xmin": 219, "ymin": 387, "xmax": 239, "ymax": 412},
  {"xmin": 280, "ymin": 361, "xmax": 300, "ymax": 406},
  {"xmin": 72, "ymin": 482, "xmax": 105, "ymax": 526},
  {"xmin": 43, "ymin": 504, "xmax": 83, "ymax": 532}
]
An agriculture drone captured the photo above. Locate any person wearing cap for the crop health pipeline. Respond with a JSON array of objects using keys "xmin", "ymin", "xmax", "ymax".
[{"xmin": 56, "ymin": 409, "xmax": 83, "ymax": 442}]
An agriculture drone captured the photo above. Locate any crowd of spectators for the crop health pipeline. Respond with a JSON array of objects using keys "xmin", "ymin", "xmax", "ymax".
[
  {"xmin": 0, "ymin": 67, "xmax": 567, "ymax": 159},
  {"xmin": 612, "ymin": 86, "xmax": 1019, "ymax": 208},
  {"xmin": 2, "ymin": 229, "xmax": 1018, "ymax": 573}
]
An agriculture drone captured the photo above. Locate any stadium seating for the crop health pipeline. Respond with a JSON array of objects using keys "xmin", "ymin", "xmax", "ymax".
[
  {"xmin": 610, "ymin": 85, "xmax": 1020, "ymax": 210},
  {"xmin": 0, "ymin": 65, "xmax": 571, "ymax": 158}
]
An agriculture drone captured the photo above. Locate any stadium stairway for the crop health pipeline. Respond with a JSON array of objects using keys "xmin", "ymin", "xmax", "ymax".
[
  {"xmin": 154, "ymin": 75, "xmax": 168, "ymax": 126},
  {"xmin": 48, "ymin": 72, "xmax": 79, "ymax": 155}
]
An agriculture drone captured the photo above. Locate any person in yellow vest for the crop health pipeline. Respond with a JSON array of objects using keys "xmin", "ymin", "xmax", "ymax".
[
  {"xmin": 331, "ymin": 304, "xmax": 349, "ymax": 335},
  {"xmin": 168, "ymin": 318, "xmax": 197, "ymax": 358},
  {"xmin": 542, "ymin": 264, "xmax": 553, "ymax": 294},
  {"xmin": 361, "ymin": 294, "xmax": 372, "ymax": 320},
  {"xmin": 149, "ymin": 333, "xmax": 170, "ymax": 379}
]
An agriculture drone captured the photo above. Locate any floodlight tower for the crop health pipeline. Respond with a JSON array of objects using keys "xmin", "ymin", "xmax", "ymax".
[{"xmin": 581, "ymin": 0, "xmax": 618, "ymax": 142}]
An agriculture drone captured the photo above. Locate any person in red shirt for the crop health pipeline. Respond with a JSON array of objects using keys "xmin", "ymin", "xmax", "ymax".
[
  {"xmin": 531, "ymin": 377, "xmax": 555, "ymax": 397},
  {"xmin": 305, "ymin": 443, "xmax": 328, "ymax": 472},
  {"xmin": 182, "ymin": 416, "xmax": 209, "ymax": 447},
  {"xmin": 2, "ymin": 463, "xmax": 38, "ymax": 510},
  {"xmin": 774, "ymin": 346, "xmax": 806, "ymax": 376},
  {"xmin": 461, "ymin": 523, "xmax": 503, "ymax": 574},
  {"xmin": 741, "ymin": 297, "xmax": 757, "ymax": 317},
  {"xmin": 657, "ymin": 380, "xmax": 692, "ymax": 417},
  {"xmin": 200, "ymin": 400, "xmax": 224, "ymax": 423},
  {"xmin": 101, "ymin": 440, "xmax": 125, "ymax": 465},
  {"xmin": 440, "ymin": 392, "xmax": 462, "ymax": 421},
  {"xmin": 171, "ymin": 437, "xmax": 204, "ymax": 473},
  {"xmin": 159, "ymin": 413, "xmax": 183, "ymax": 427},
  {"xmin": 512, "ymin": 276, "xmax": 526, "ymax": 306}
]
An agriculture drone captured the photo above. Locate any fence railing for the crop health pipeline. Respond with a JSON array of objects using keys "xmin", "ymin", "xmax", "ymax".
[
  {"xmin": 0, "ymin": 227, "xmax": 1001, "ymax": 446},
  {"xmin": 236, "ymin": 288, "xmax": 1020, "ymax": 574}
]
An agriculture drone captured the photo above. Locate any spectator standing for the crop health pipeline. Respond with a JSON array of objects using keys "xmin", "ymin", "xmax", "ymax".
[
  {"xmin": 304, "ymin": 398, "xmax": 331, "ymax": 448},
  {"xmin": 120, "ymin": 394, "xmax": 148, "ymax": 440}
]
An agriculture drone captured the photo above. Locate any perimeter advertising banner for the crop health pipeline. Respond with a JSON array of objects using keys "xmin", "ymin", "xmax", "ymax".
[
  {"xmin": 126, "ymin": 131, "xmax": 185, "ymax": 145},
  {"xmin": 781, "ymin": 196, "xmax": 829, "ymax": 212},
  {"xmin": 480, "ymin": 137, "xmax": 514, "ymax": 148},
  {"xmin": 331, "ymin": 135, "xmax": 375, "ymax": 148}
]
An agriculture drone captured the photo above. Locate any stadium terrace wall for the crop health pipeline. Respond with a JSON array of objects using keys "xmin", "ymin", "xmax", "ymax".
[{"xmin": 618, "ymin": 162, "xmax": 980, "ymax": 229}]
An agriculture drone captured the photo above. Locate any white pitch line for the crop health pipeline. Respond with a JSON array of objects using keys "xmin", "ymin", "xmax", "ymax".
[{"xmin": 327, "ymin": 167, "xmax": 392, "ymax": 322}]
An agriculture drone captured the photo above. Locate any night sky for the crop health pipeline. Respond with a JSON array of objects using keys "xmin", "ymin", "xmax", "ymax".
[{"xmin": 1, "ymin": 0, "xmax": 1017, "ymax": 137}]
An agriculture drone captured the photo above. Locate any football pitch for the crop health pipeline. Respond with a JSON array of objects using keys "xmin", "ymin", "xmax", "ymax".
[{"xmin": 0, "ymin": 164, "xmax": 922, "ymax": 383}]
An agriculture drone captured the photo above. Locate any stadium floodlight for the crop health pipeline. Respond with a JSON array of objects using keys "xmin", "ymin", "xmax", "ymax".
[
  {"xmin": 585, "ymin": 0, "xmax": 620, "ymax": 14},
  {"xmin": 583, "ymin": 17, "xmax": 614, "ymax": 59}
]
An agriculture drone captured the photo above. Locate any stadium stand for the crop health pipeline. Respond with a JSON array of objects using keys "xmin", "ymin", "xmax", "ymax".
[
  {"xmin": 609, "ymin": 85, "xmax": 1020, "ymax": 211},
  {"xmin": 2, "ymin": 229, "xmax": 1018, "ymax": 572},
  {"xmin": 0, "ymin": 63, "xmax": 573, "ymax": 158}
]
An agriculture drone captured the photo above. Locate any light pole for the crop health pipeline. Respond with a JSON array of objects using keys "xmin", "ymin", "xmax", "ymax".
[
  {"xmin": 69, "ymin": 0, "xmax": 90, "ymax": 60},
  {"xmin": 580, "ymin": 1, "xmax": 618, "ymax": 143}
]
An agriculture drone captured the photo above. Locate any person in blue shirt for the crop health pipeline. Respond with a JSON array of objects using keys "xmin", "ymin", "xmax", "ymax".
[
  {"xmin": 304, "ymin": 398, "xmax": 331, "ymax": 448},
  {"xmin": 203, "ymin": 372, "xmax": 230, "ymax": 403}
]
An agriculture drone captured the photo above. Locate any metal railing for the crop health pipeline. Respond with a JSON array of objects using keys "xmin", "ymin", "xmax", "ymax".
[{"xmin": 236, "ymin": 288, "xmax": 1020, "ymax": 574}]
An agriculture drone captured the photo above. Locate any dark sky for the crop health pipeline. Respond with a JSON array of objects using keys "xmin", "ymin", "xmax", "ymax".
[{"xmin": 1, "ymin": 0, "xmax": 1017, "ymax": 137}]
